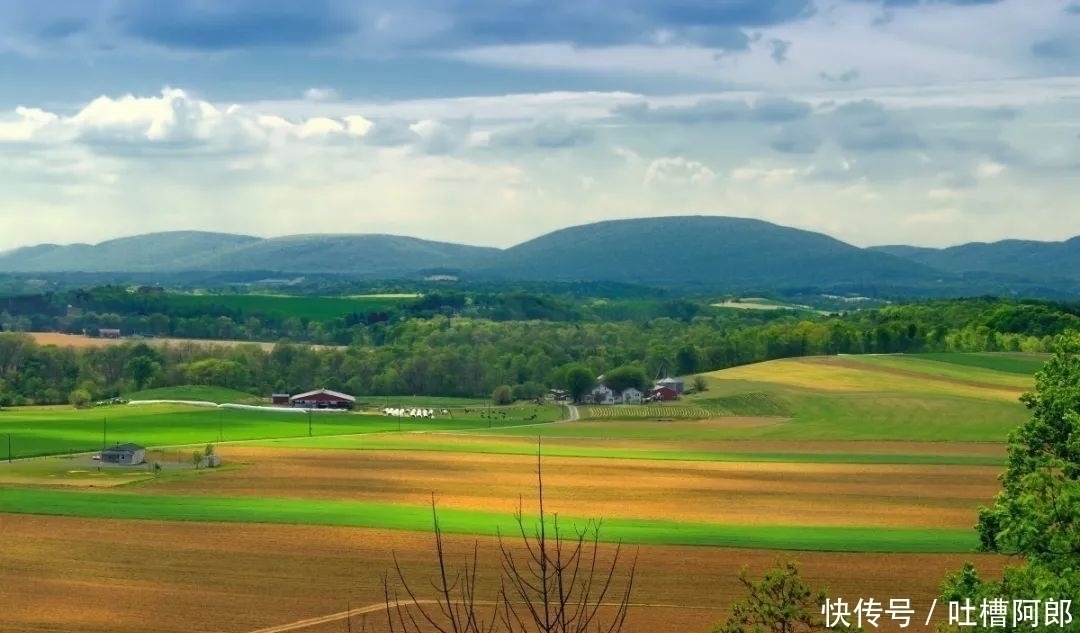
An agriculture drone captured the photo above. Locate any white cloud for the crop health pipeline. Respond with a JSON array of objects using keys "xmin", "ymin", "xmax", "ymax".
[
  {"xmin": 644, "ymin": 156, "xmax": 717, "ymax": 185},
  {"xmin": 1, "ymin": 82, "xmax": 1080, "ymax": 252},
  {"xmin": 303, "ymin": 87, "xmax": 340, "ymax": 102}
]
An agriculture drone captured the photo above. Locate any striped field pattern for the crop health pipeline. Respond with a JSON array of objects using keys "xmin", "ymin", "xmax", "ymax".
[{"xmin": 583, "ymin": 405, "xmax": 714, "ymax": 419}]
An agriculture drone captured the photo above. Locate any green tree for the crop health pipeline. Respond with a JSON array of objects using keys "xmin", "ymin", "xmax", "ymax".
[
  {"xmin": 125, "ymin": 355, "xmax": 160, "ymax": 391},
  {"xmin": 936, "ymin": 330, "xmax": 1080, "ymax": 632},
  {"xmin": 559, "ymin": 363, "xmax": 596, "ymax": 404},
  {"xmin": 68, "ymin": 388, "xmax": 91, "ymax": 408},
  {"xmin": 692, "ymin": 375, "xmax": 708, "ymax": 393},
  {"xmin": 602, "ymin": 364, "xmax": 649, "ymax": 394},
  {"xmin": 711, "ymin": 560, "xmax": 862, "ymax": 633},
  {"xmin": 492, "ymin": 384, "xmax": 514, "ymax": 405},
  {"xmin": 192, "ymin": 450, "xmax": 203, "ymax": 469}
]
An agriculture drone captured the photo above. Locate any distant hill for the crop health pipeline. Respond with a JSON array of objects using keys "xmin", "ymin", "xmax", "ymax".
[
  {"xmin": 475, "ymin": 216, "xmax": 942, "ymax": 290},
  {"xmin": 0, "ymin": 231, "xmax": 260, "ymax": 272},
  {"xmin": 870, "ymin": 237, "xmax": 1080, "ymax": 281},
  {"xmin": 195, "ymin": 234, "xmax": 501, "ymax": 276},
  {"xmin": 0, "ymin": 232, "xmax": 500, "ymax": 277},
  {"xmin": 1, "ymin": 216, "xmax": 1078, "ymax": 295}
]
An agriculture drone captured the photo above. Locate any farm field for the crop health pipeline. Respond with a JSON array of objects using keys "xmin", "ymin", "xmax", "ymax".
[
  {"xmin": 0, "ymin": 351, "xmax": 1041, "ymax": 632},
  {"xmin": 28, "ymin": 331, "xmax": 343, "ymax": 351},
  {"xmin": 259, "ymin": 431, "xmax": 1006, "ymax": 465},
  {"xmin": 0, "ymin": 402, "xmax": 561, "ymax": 460},
  {"xmin": 582, "ymin": 404, "xmax": 714, "ymax": 419},
  {"xmin": 0, "ymin": 514, "xmax": 1007, "ymax": 633}
]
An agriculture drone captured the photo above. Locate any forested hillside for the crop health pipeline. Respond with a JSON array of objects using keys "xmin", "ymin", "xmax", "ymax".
[{"xmin": 1, "ymin": 297, "xmax": 1076, "ymax": 406}]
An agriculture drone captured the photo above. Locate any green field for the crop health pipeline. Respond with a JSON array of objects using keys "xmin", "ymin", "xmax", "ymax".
[
  {"xmin": 167, "ymin": 292, "xmax": 417, "ymax": 321},
  {"xmin": 909, "ymin": 352, "xmax": 1049, "ymax": 375},
  {"xmin": 253, "ymin": 434, "xmax": 1005, "ymax": 466},
  {"xmin": 472, "ymin": 352, "xmax": 1040, "ymax": 443},
  {"xmin": 126, "ymin": 385, "xmax": 261, "ymax": 403},
  {"xmin": 0, "ymin": 487, "xmax": 976, "ymax": 553},
  {"xmin": 0, "ymin": 403, "xmax": 563, "ymax": 460}
]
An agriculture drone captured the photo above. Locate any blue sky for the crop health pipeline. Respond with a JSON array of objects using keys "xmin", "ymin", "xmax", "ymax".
[{"xmin": 1, "ymin": 0, "xmax": 1078, "ymax": 251}]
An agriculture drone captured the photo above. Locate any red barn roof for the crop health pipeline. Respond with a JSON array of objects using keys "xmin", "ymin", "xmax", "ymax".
[{"xmin": 289, "ymin": 389, "xmax": 355, "ymax": 402}]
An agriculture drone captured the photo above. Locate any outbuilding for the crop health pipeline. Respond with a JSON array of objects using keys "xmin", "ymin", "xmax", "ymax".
[
  {"xmin": 289, "ymin": 388, "xmax": 355, "ymax": 410},
  {"xmin": 270, "ymin": 393, "xmax": 290, "ymax": 406},
  {"xmin": 100, "ymin": 442, "xmax": 146, "ymax": 465},
  {"xmin": 649, "ymin": 386, "xmax": 679, "ymax": 402}
]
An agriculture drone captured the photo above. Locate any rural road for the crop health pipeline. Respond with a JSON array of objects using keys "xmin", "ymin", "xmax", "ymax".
[
  {"xmin": 247, "ymin": 599, "xmax": 724, "ymax": 633},
  {"xmin": 567, "ymin": 404, "xmax": 580, "ymax": 421}
]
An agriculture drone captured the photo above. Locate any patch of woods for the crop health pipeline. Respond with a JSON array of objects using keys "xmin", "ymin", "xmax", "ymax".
[{"xmin": 1, "ymin": 297, "xmax": 1078, "ymax": 406}]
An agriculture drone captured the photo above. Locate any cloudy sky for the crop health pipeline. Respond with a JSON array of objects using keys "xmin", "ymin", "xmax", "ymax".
[{"xmin": 1, "ymin": 0, "xmax": 1079, "ymax": 251}]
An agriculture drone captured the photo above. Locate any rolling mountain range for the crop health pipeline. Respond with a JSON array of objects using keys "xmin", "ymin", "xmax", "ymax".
[{"xmin": 0, "ymin": 216, "xmax": 1077, "ymax": 295}]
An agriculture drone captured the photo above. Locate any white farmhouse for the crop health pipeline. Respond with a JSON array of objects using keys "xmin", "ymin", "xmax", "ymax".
[
  {"xmin": 588, "ymin": 384, "xmax": 616, "ymax": 404},
  {"xmin": 619, "ymin": 387, "xmax": 643, "ymax": 404}
]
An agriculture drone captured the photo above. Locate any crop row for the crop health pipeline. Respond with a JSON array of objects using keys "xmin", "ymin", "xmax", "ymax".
[{"xmin": 583, "ymin": 405, "xmax": 713, "ymax": 419}]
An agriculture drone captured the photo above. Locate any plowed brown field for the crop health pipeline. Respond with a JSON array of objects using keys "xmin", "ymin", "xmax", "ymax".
[
  {"xmin": 0, "ymin": 514, "xmax": 1007, "ymax": 633},
  {"xmin": 142, "ymin": 447, "xmax": 1000, "ymax": 529}
]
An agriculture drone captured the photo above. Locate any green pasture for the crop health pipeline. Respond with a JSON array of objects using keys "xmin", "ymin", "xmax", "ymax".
[
  {"xmin": 909, "ymin": 352, "xmax": 1049, "ymax": 376},
  {"xmin": 125, "ymin": 385, "xmax": 260, "ymax": 403},
  {"xmin": 843, "ymin": 354, "xmax": 1035, "ymax": 389},
  {"xmin": 167, "ymin": 292, "xmax": 415, "ymax": 321},
  {"xmin": 250, "ymin": 434, "xmax": 1005, "ymax": 466},
  {"xmin": 0, "ymin": 487, "xmax": 977, "ymax": 553},
  {"xmin": 508, "ymin": 390, "xmax": 1025, "ymax": 442},
  {"xmin": 0, "ymin": 404, "xmax": 562, "ymax": 460}
]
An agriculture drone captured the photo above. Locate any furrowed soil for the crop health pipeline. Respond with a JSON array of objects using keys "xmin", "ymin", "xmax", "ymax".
[
  {"xmin": 141, "ymin": 447, "xmax": 1000, "ymax": 529},
  {"xmin": 0, "ymin": 514, "xmax": 1006, "ymax": 633}
]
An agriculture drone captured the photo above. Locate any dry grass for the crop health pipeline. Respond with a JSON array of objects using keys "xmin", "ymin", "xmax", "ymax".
[
  {"xmin": 0, "ymin": 514, "xmax": 1007, "ymax": 633},
  {"xmin": 709, "ymin": 357, "xmax": 1025, "ymax": 402},
  {"xmin": 28, "ymin": 332, "xmax": 341, "ymax": 351},
  {"xmin": 140, "ymin": 446, "xmax": 1000, "ymax": 529}
]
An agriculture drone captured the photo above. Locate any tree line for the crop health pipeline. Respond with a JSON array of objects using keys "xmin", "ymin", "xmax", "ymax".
[{"xmin": 2, "ymin": 297, "xmax": 1078, "ymax": 406}]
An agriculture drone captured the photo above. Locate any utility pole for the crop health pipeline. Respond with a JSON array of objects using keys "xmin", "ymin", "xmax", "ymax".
[
  {"xmin": 7, "ymin": 433, "xmax": 11, "ymax": 463},
  {"xmin": 102, "ymin": 417, "xmax": 107, "ymax": 451},
  {"xmin": 307, "ymin": 409, "xmax": 312, "ymax": 437},
  {"xmin": 218, "ymin": 410, "xmax": 223, "ymax": 443}
]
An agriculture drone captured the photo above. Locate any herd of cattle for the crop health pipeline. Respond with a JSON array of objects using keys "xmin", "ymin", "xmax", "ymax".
[{"xmin": 380, "ymin": 407, "xmax": 449, "ymax": 419}]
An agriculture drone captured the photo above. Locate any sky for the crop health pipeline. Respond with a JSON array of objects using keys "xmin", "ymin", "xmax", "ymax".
[{"xmin": 0, "ymin": 0, "xmax": 1078, "ymax": 252}]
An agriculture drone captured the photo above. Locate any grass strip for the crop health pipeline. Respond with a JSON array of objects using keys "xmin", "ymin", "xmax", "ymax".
[
  {"xmin": 247, "ymin": 436, "xmax": 1005, "ymax": 467},
  {"xmin": 0, "ymin": 487, "xmax": 977, "ymax": 553}
]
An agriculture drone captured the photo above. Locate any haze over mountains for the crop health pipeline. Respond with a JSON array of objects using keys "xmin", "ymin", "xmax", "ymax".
[{"xmin": 1, "ymin": 216, "xmax": 1077, "ymax": 295}]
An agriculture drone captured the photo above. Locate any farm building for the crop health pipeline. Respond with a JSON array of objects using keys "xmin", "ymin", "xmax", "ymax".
[
  {"xmin": 649, "ymin": 386, "xmax": 679, "ymax": 401},
  {"xmin": 270, "ymin": 393, "xmax": 290, "ymax": 405},
  {"xmin": 289, "ymin": 388, "xmax": 355, "ymax": 410},
  {"xmin": 656, "ymin": 377, "xmax": 684, "ymax": 394},
  {"xmin": 100, "ymin": 443, "xmax": 146, "ymax": 465},
  {"xmin": 620, "ymin": 387, "xmax": 643, "ymax": 404},
  {"xmin": 98, "ymin": 328, "xmax": 121, "ymax": 339},
  {"xmin": 586, "ymin": 384, "xmax": 615, "ymax": 405}
]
